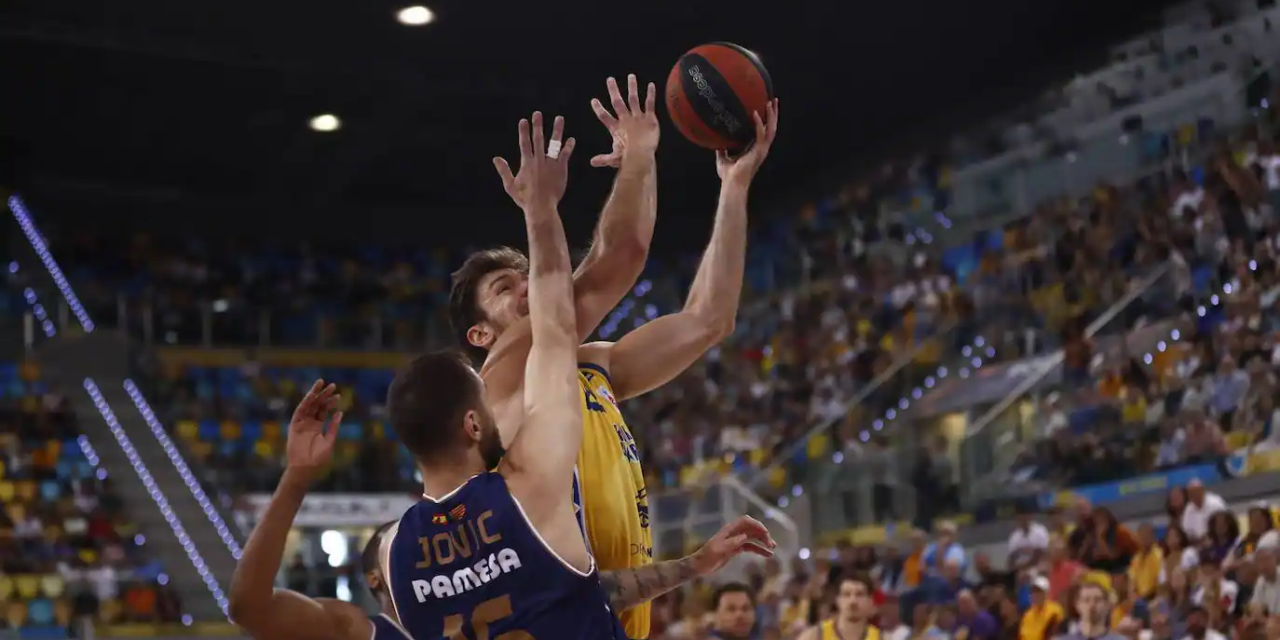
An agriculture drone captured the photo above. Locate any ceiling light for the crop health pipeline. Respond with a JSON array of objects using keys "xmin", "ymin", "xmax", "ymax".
[
  {"xmin": 397, "ymin": 5, "xmax": 435, "ymax": 25},
  {"xmin": 309, "ymin": 114, "xmax": 341, "ymax": 132}
]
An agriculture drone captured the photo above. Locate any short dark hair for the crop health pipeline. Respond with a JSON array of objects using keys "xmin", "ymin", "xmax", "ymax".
[
  {"xmin": 448, "ymin": 247, "xmax": 530, "ymax": 363},
  {"xmin": 841, "ymin": 572, "xmax": 875, "ymax": 593},
  {"xmin": 361, "ymin": 520, "xmax": 398, "ymax": 595},
  {"xmin": 387, "ymin": 350, "xmax": 484, "ymax": 461},
  {"xmin": 711, "ymin": 583, "xmax": 755, "ymax": 610}
]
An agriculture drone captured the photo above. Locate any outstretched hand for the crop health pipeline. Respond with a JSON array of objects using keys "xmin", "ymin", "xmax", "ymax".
[
  {"xmin": 716, "ymin": 99, "xmax": 779, "ymax": 185},
  {"xmin": 589, "ymin": 74, "xmax": 660, "ymax": 169},
  {"xmin": 285, "ymin": 379, "xmax": 344, "ymax": 476},
  {"xmin": 690, "ymin": 515, "xmax": 776, "ymax": 576},
  {"xmin": 494, "ymin": 112, "xmax": 576, "ymax": 211}
]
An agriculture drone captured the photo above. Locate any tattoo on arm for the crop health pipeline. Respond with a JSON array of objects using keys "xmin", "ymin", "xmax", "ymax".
[{"xmin": 599, "ymin": 557, "xmax": 699, "ymax": 612}]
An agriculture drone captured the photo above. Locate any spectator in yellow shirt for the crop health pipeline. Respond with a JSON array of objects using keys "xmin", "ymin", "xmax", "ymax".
[
  {"xmin": 1128, "ymin": 523, "xmax": 1164, "ymax": 600},
  {"xmin": 1019, "ymin": 577, "xmax": 1064, "ymax": 640}
]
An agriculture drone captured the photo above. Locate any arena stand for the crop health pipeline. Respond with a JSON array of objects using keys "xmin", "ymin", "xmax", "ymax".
[
  {"xmin": 4, "ymin": 5, "xmax": 1280, "ymax": 639},
  {"xmin": 0, "ymin": 358, "xmax": 186, "ymax": 638}
]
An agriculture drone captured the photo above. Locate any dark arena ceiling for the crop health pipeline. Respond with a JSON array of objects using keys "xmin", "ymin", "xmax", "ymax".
[{"xmin": 0, "ymin": 0, "xmax": 1175, "ymax": 247}]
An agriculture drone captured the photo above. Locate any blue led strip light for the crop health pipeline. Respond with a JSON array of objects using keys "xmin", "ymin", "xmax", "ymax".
[
  {"xmin": 7, "ymin": 197, "xmax": 228, "ymax": 617},
  {"xmin": 83, "ymin": 378, "xmax": 230, "ymax": 616},
  {"xmin": 10, "ymin": 262, "xmax": 57, "ymax": 337},
  {"xmin": 8, "ymin": 196, "xmax": 245, "ymax": 562},
  {"xmin": 6, "ymin": 195, "xmax": 94, "ymax": 332},
  {"xmin": 123, "ymin": 379, "xmax": 244, "ymax": 560}
]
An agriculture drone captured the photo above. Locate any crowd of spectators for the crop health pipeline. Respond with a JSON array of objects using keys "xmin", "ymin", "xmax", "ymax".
[
  {"xmin": 3, "ymin": 82, "xmax": 1254, "ymax": 519},
  {"xmin": 0, "ymin": 361, "xmax": 184, "ymax": 636},
  {"xmin": 1002, "ymin": 128, "xmax": 1280, "ymax": 496},
  {"xmin": 643, "ymin": 482, "xmax": 1280, "ymax": 640}
]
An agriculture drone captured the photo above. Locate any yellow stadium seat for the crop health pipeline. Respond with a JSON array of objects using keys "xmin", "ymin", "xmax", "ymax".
[
  {"xmin": 806, "ymin": 433, "xmax": 829, "ymax": 459},
  {"xmin": 263, "ymin": 422, "xmax": 282, "ymax": 442},
  {"xmin": 748, "ymin": 448, "xmax": 767, "ymax": 466},
  {"xmin": 0, "ymin": 459, "xmax": 7, "ymax": 479},
  {"xmin": 0, "ymin": 575, "xmax": 14, "ymax": 600},
  {"xmin": 253, "ymin": 441, "xmax": 274, "ymax": 458},
  {"xmin": 191, "ymin": 440, "xmax": 214, "ymax": 459},
  {"xmin": 0, "ymin": 482, "xmax": 13, "ymax": 502},
  {"xmin": 176, "ymin": 420, "xmax": 198, "ymax": 441},
  {"xmin": 5, "ymin": 601, "xmax": 26, "ymax": 627},
  {"xmin": 20, "ymin": 396, "xmax": 37, "ymax": 413},
  {"xmin": 371, "ymin": 422, "xmax": 386, "ymax": 440},
  {"xmin": 78, "ymin": 549, "xmax": 98, "ymax": 564},
  {"xmin": 99, "ymin": 599, "xmax": 122, "ymax": 624},
  {"xmin": 220, "ymin": 421, "xmax": 242, "ymax": 441},
  {"xmin": 14, "ymin": 575, "xmax": 40, "ymax": 599},
  {"xmin": 766, "ymin": 466, "xmax": 787, "ymax": 488},
  {"xmin": 15, "ymin": 481, "xmax": 36, "ymax": 501},
  {"xmin": 40, "ymin": 575, "xmax": 65, "ymax": 598},
  {"xmin": 54, "ymin": 599, "xmax": 72, "ymax": 625},
  {"xmin": 46, "ymin": 440, "xmax": 62, "ymax": 460}
]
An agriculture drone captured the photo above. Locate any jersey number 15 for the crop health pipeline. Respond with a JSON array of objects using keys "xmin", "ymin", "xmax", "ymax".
[{"xmin": 443, "ymin": 595, "xmax": 535, "ymax": 640}]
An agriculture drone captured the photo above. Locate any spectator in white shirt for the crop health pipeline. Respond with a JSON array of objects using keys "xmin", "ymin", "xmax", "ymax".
[
  {"xmin": 1191, "ymin": 563, "xmax": 1239, "ymax": 613},
  {"xmin": 1007, "ymin": 511, "xmax": 1050, "ymax": 569},
  {"xmin": 1181, "ymin": 480, "xmax": 1228, "ymax": 541},
  {"xmin": 1251, "ymin": 548, "xmax": 1280, "ymax": 614},
  {"xmin": 1180, "ymin": 605, "xmax": 1228, "ymax": 640}
]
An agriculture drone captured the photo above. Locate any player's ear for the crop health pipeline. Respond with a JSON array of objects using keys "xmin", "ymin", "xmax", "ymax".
[
  {"xmin": 466, "ymin": 324, "xmax": 493, "ymax": 351},
  {"xmin": 461, "ymin": 410, "xmax": 483, "ymax": 443}
]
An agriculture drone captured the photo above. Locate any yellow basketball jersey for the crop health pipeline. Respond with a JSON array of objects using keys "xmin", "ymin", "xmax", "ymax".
[
  {"xmin": 820, "ymin": 621, "xmax": 882, "ymax": 640},
  {"xmin": 575, "ymin": 363, "xmax": 652, "ymax": 639}
]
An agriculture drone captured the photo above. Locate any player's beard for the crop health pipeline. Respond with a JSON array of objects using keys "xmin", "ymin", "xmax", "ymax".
[{"xmin": 478, "ymin": 420, "xmax": 506, "ymax": 471}]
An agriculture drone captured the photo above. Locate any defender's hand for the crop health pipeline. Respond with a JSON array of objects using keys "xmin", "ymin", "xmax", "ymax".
[
  {"xmin": 716, "ymin": 99, "xmax": 779, "ymax": 185},
  {"xmin": 690, "ymin": 515, "xmax": 776, "ymax": 576},
  {"xmin": 589, "ymin": 74, "xmax": 659, "ymax": 168},
  {"xmin": 494, "ymin": 112, "xmax": 577, "ymax": 210},
  {"xmin": 285, "ymin": 380, "xmax": 343, "ymax": 476}
]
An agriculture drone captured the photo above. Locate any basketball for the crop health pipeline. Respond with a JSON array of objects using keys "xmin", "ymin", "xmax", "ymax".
[{"xmin": 665, "ymin": 42, "xmax": 774, "ymax": 151}]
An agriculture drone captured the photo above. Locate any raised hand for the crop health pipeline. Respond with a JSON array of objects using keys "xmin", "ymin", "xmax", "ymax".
[
  {"xmin": 690, "ymin": 515, "xmax": 776, "ymax": 576},
  {"xmin": 285, "ymin": 379, "xmax": 344, "ymax": 476},
  {"xmin": 494, "ymin": 112, "xmax": 577, "ymax": 210},
  {"xmin": 589, "ymin": 74, "xmax": 660, "ymax": 168},
  {"xmin": 716, "ymin": 99, "xmax": 779, "ymax": 185}
]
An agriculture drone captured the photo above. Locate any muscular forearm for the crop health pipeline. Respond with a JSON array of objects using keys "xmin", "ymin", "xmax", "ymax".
[
  {"xmin": 599, "ymin": 555, "xmax": 699, "ymax": 612},
  {"xmin": 683, "ymin": 181, "xmax": 748, "ymax": 331},
  {"xmin": 589, "ymin": 154, "xmax": 656, "ymax": 259},
  {"xmin": 229, "ymin": 469, "xmax": 309, "ymax": 622},
  {"xmin": 524, "ymin": 206, "xmax": 575, "ymax": 339}
]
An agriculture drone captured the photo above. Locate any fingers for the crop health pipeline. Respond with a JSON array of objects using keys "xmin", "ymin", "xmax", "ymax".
[
  {"xmin": 517, "ymin": 118, "xmax": 532, "ymax": 163},
  {"xmin": 627, "ymin": 73, "xmax": 641, "ymax": 114},
  {"xmin": 549, "ymin": 115, "xmax": 564, "ymax": 148},
  {"xmin": 493, "ymin": 157, "xmax": 515, "ymax": 191},
  {"xmin": 558, "ymin": 137, "xmax": 576, "ymax": 163},
  {"xmin": 531, "ymin": 112, "xmax": 546, "ymax": 162},
  {"xmin": 743, "ymin": 541, "xmax": 775, "ymax": 558},
  {"xmin": 590, "ymin": 153, "xmax": 621, "ymax": 168},
  {"xmin": 591, "ymin": 97, "xmax": 619, "ymax": 131},
  {"xmin": 296, "ymin": 379, "xmax": 324, "ymax": 416},
  {"xmin": 606, "ymin": 77, "xmax": 627, "ymax": 118},
  {"xmin": 645, "ymin": 82, "xmax": 656, "ymax": 114},
  {"xmin": 325, "ymin": 411, "xmax": 344, "ymax": 445},
  {"xmin": 764, "ymin": 98, "xmax": 779, "ymax": 142}
]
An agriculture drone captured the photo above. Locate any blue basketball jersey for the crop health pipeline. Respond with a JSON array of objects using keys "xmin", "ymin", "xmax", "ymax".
[
  {"xmin": 383, "ymin": 472, "xmax": 626, "ymax": 640},
  {"xmin": 370, "ymin": 613, "xmax": 412, "ymax": 640}
]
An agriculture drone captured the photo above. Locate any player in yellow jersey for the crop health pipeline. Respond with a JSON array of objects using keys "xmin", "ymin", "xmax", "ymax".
[
  {"xmin": 447, "ymin": 75, "xmax": 779, "ymax": 639},
  {"xmin": 799, "ymin": 575, "xmax": 881, "ymax": 640}
]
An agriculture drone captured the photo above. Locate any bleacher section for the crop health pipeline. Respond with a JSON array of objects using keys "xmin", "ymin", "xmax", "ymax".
[{"xmin": 0, "ymin": 361, "xmax": 182, "ymax": 637}]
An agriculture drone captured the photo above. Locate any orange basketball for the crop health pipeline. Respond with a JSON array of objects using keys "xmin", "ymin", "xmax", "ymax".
[{"xmin": 664, "ymin": 42, "xmax": 774, "ymax": 151}]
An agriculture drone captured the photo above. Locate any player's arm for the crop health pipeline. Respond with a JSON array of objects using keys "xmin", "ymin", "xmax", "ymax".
[
  {"xmin": 599, "ymin": 516, "xmax": 775, "ymax": 612},
  {"xmin": 229, "ymin": 382, "xmax": 364, "ymax": 640},
  {"xmin": 498, "ymin": 113, "xmax": 582, "ymax": 518},
  {"xmin": 592, "ymin": 101, "xmax": 779, "ymax": 401},
  {"xmin": 571, "ymin": 75, "xmax": 660, "ymax": 339}
]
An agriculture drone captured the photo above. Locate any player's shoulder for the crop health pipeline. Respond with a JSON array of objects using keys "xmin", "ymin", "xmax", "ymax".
[{"xmin": 577, "ymin": 341, "xmax": 614, "ymax": 379}]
